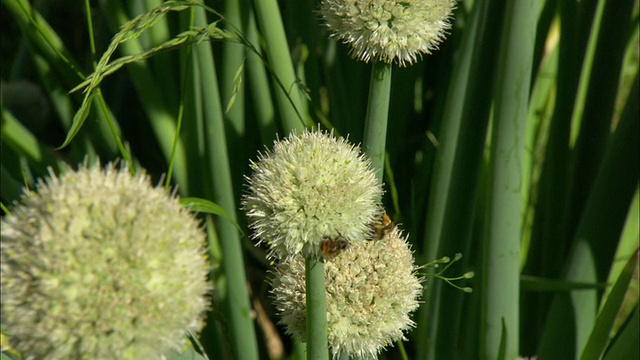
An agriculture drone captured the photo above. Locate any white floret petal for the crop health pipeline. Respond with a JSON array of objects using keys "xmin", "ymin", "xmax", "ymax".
[
  {"xmin": 243, "ymin": 129, "xmax": 382, "ymax": 259},
  {"xmin": 0, "ymin": 162, "xmax": 211, "ymax": 360},
  {"xmin": 320, "ymin": 0, "xmax": 457, "ymax": 66},
  {"xmin": 270, "ymin": 227, "xmax": 423, "ymax": 358}
]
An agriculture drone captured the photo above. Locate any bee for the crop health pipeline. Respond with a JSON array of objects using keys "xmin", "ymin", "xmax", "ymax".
[
  {"xmin": 371, "ymin": 213, "xmax": 395, "ymax": 240},
  {"xmin": 321, "ymin": 235, "xmax": 348, "ymax": 257}
]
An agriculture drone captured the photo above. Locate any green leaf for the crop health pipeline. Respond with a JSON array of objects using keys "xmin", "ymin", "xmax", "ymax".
[
  {"xmin": 225, "ymin": 63, "xmax": 245, "ymax": 114},
  {"xmin": 180, "ymin": 197, "xmax": 243, "ymax": 235},
  {"xmin": 603, "ymin": 305, "xmax": 639, "ymax": 360},
  {"xmin": 166, "ymin": 338, "xmax": 208, "ymax": 360},
  {"xmin": 521, "ymin": 275, "xmax": 607, "ymax": 292},
  {"xmin": 580, "ymin": 250, "xmax": 639, "ymax": 360},
  {"xmin": 57, "ymin": 91, "xmax": 96, "ymax": 150}
]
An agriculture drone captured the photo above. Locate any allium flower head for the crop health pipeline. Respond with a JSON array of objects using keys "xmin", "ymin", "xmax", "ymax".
[
  {"xmin": 320, "ymin": 0, "xmax": 457, "ymax": 66},
  {"xmin": 271, "ymin": 227, "xmax": 422, "ymax": 358},
  {"xmin": 243, "ymin": 129, "xmax": 382, "ymax": 259},
  {"xmin": 0, "ymin": 162, "xmax": 211, "ymax": 360}
]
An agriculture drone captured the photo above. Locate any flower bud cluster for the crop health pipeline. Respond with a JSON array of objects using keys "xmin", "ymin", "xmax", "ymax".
[
  {"xmin": 271, "ymin": 227, "xmax": 422, "ymax": 358},
  {"xmin": 243, "ymin": 129, "xmax": 382, "ymax": 260},
  {"xmin": 1, "ymin": 162, "xmax": 211, "ymax": 359},
  {"xmin": 320, "ymin": 0, "xmax": 457, "ymax": 66},
  {"xmin": 243, "ymin": 129, "xmax": 422, "ymax": 358}
]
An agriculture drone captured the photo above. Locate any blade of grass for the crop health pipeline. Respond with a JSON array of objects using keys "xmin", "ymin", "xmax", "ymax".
[
  {"xmin": 84, "ymin": 0, "xmax": 128, "ymax": 162},
  {"xmin": 136, "ymin": 0, "xmax": 179, "ymax": 110},
  {"xmin": 6, "ymin": 0, "xmax": 123, "ymax": 160},
  {"xmin": 251, "ymin": 0, "xmax": 307, "ymax": 133},
  {"xmin": 521, "ymin": 39, "xmax": 558, "ymax": 269},
  {"xmin": 602, "ymin": 305, "xmax": 639, "ymax": 360},
  {"xmin": 191, "ymin": 6, "xmax": 259, "ymax": 359},
  {"xmin": 600, "ymin": 189, "xmax": 639, "ymax": 314},
  {"xmin": 565, "ymin": 0, "xmax": 636, "ymax": 246},
  {"xmin": 3, "ymin": 0, "xmax": 84, "ymax": 84},
  {"xmin": 244, "ymin": 8, "xmax": 277, "ymax": 145},
  {"xmin": 537, "ymin": 73, "xmax": 639, "ymax": 359},
  {"xmin": 580, "ymin": 249, "xmax": 638, "ymax": 360},
  {"xmin": 522, "ymin": 2, "xmax": 597, "ymax": 352},
  {"xmin": 480, "ymin": 1, "xmax": 538, "ymax": 359},
  {"xmin": 100, "ymin": 0, "xmax": 189, "ymax": 192},
  {"xmin": 221, "ymin": 0, "xmax": 247, "ymax": 202},
  {"xmin": 416, "ymin": 0, "xmax": 505, "ymax": 357},
  {"xmin": 1, "ymin": 109, "xmax": 61, "ymax": 175}
]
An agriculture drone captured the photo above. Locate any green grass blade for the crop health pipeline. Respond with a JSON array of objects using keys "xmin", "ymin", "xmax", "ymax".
[
  {"xmin": 417, "ymin": 1, "xmax": 505, "ymax": 357},
  {"xmin": 244, "ymin": 8, "xmax": 277, "ymax": 144},
  {"xmin": 603, "ymin": 306, "xmax": 639, "ymax": 360},
  {"xmin": 100, "ymin": 0, "xmax": 189, "ymax": 191},
  {"xmin": 520, "ymin": 275, "xmax": 606, "ymax": 292},
  {"xmin": 580, "ymin": 250, "xmax": 638, "ymax": 360},
  {"xmin": 1, "ymin": 109, "xmax": 61, "ymax": 175},
  {"xmin": 537, "ymin": 73, "xmax": 639, "ymax": 359},
  {"xmin": 191, "ymin": 6, "xmax": 259, "ymax": 359},
  {"xmin": 221, "ymin": 0, "xmax": 247, "ymax": 201},
  {"xmin": 180, "ymin": 197, "xmax": 244, "ymax": 235},
  {"xmin": 565, "ymin": 0, "xmax": 636, "ymax": 240},
  {"xmin": 252, "ymin": 0, "xmax": 307, "ymax": 134},
  {"xmin": 3, "ymin": 0, "xmax": 84, "ymax": 83}
]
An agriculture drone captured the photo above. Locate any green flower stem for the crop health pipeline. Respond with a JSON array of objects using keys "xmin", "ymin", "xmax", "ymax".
[
  {"xmin": 481, "ymin": 0, "xmax": 538, "ymax": 359},
  {"xmin": 192, "ymin": 7, "xmax": 259, "ymax": 360},
  {"xmin": 363, "ymin": 61, "xmax": 392, "ymax": 185},
  {"xmin": 306, "ymin": 257, "xmax": 330, "ymax": 360},
  {"xmin": 252, "ymin": 0, "xmax": 307, "ymax": 134}
]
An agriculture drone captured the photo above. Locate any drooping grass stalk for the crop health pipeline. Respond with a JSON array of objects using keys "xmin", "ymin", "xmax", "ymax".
[
  {"xmin": 191, "ymin": 6, "xmax": 259, "ymax": 360},
  {"xmin": 481, "ymin": 1, "xmax": 538, "ymax": 359},
  {"xmin": 136, "ymin": 0, "xmax": 179, "ymax": 109},
  {"xmin": 5, "ymin": 0, "xmax": 123, "ymax": 161},
  {"xmin": 362, "ymin": 61, "xmax": 392, "ymax": 185},
  {"xmin": 252, "ymin": 0, "xmax": 307, "ymax": 134},
  {"xmin": 100, "ymin": 0, "xmax": 189, "ymax": 192},
  {"xmin": 84, "ymin": 0, "xmax": 129, "ymax": 164},
  {"xmin": 305, "ymin": 257, "xmax": 330, "ymax": 360}
]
